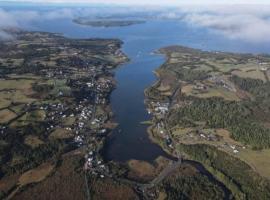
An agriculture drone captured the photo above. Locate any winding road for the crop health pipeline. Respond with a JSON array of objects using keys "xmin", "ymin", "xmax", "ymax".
[{"xmin": 139, "ymin": 159, "xmax": 182, "ymax": 191}]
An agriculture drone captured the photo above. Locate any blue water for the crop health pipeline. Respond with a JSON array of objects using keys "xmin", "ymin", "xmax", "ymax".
[{"xmin": 21, "ymin": 12, "xmax": 270, "ymax": 162}]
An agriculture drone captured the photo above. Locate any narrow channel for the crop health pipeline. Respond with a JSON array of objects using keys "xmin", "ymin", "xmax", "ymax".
[{"xmin": 103, "ymin": 40, "xmax": 170, "ymax": 162}]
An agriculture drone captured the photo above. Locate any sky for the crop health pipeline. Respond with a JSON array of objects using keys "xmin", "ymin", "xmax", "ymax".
[{"xmin": 1, "ymin": 0, "xmax": 270, "ymax": 5}]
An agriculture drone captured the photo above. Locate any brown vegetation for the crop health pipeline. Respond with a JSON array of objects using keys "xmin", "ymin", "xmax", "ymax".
[
  {"xmin": 12, "ymin": 154, "xmax": 86, "ymax": 200},
  {"xmin": 88, "ymin": 177, "xmax": 139, "ymax": 200},
  {"xmin": 127, "ymin": 156, "xmax": 169, "ymax": 182}
]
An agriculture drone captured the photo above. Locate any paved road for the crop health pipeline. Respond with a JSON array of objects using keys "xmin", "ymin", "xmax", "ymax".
[
  {"xmin": 84, "ymin": 172, "xmax": 91, "ymax": 200},
  {"xmin": 140, "ymin": 159, "xmax": 182, "ymax": 190},
  {"xmin": 114, "ymin": 158, "xmax": 182, "ymax": 190}
]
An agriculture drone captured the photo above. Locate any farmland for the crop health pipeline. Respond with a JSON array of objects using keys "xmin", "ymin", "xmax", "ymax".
[
  {"xmin": 0, "ymin": 29, "xmax": 128, "ymax": 199},
  {"xmin": 145, "ymin": 45, "xmax": 270, "ymax": 199}
]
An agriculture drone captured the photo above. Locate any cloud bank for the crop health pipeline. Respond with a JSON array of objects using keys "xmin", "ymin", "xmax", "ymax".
[
  {"xmin": 180, "ymin": 5, "xmax": 270, "ymax": 43},
  {"xmin": 0, "ymin": 8, "xmax": 78, "ymax": 40}
]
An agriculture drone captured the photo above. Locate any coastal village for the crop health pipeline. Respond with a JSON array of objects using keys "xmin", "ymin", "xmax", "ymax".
[{"xmin": 0, "ymin": 30, "xmax": 129, "ymax": 199}]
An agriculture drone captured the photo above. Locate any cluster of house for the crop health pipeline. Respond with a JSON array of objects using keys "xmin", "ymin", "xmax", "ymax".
[
  {"xmin": 155, "ymin": 121, "xmax": 172, "ymax": 148},
  {"xmin": 184, "ymin": 130, "xmax": 246, "ymax": 154},
  {"xmin": 40, "ymin": 103, "xmax": 70, "ymax": 131},
  {"xmin": 230, "ymin": 145, "xmax": 240, "ymax": 154},
  {"xmin": 95, "ymin": 78, "xmax": 114, "ymax": 105},
  {"xmin": 84, "ymin": 76, "xmax": 114, "ymax": 105},
  {"xmin": 148, "ymin": 101, "xmax": 174, "ymax": 149},
  {"xmin": 70, "ymin": 80, "xmax": 113, "ymax": 176},
  {"xmin": 260, "ymin": 67, "xmax": 269, "ymax": 72},
  {"xmin": 197, "ymin": 131, "xmax": 219, "ymax": 142},
  {"xmin": 209, "ymin": 76, "xmax": 237, "ymax": 92},
  {"xmin": 83, "ymin": 147, "xmax": 110, "ymax": 179},
  {"xmin": 73, "ymin": 104, "xmax": 95, "ymax": 147},
  {"xmin": 37, "ymin": 74, "xmax": 111, "ymax": 175},
  {"xmin": 78, "ymin": 106, "xmax": 92, "ymax": 121},
  {"xmin": 193, "ymin": 83, "xmax": 207, "ymax": 91},
  {"xmin": 114, "ymin": 49, "xmax": 126, "ymax": 58},
  {"xmin": 222, "ymin": 143, "xmax": 246, "ymax": 154},
  {"xmin": 149, "ymin": 101, "xmax": 169, "ymax": 116},
  {"xmin": 258, "ymin": 61, "xmax": 269, "ymax": 72},
  {"xmin": 0, "ymin": 126, "xmax": 6, "ymax": 134}
]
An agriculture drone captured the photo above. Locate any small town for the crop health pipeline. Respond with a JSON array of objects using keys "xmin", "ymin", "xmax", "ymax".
[{"xmin": 0, "ymin": 30, "xmax": 129, "ymax": 199}]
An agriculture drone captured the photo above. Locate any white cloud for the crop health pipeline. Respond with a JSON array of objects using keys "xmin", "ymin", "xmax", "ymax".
[
  {"xmin": 0, "ymin": 8, "xmax": 18, "ymax": 27},
  {"xmin": 0, "ymin": 8, "xmax": 18, "ymax": 40},
  {"xmin": 0, "ymin": 8, "xmax": 78, "ymax": 40},
  {"xmin": 0, "ymin": 30, "xmax": 14, "ymax": 40},
  {"xmin": 181, "ymin": 5, "xmax": 270, "ymax": 43}
]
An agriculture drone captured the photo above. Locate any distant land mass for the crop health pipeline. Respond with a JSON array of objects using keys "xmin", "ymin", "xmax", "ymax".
[{"xmin": 73, "ymin": 18, "xmax": 145, "ymax": 27}]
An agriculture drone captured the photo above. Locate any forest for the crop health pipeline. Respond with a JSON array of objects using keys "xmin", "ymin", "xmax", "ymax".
[
  {"xmin": 168, "ymin": 74, "xmax": 270, "ymax": 149},
  {"xmin": 178, "ymin": 144, "xmax": 270, "ymax": 200}
]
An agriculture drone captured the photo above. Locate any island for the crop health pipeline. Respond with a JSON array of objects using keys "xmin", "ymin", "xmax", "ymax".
[
  {"xmin": 73, "ymin": 18, "xmax": 145, "ymax": 27},
  {"xmin": 145, "ymin": 46, "xmax": 270, "ymax": 199}
]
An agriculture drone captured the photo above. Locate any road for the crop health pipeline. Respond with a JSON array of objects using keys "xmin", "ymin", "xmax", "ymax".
[
  {"xmin": 84, "ymin": 172, "xmax": 91, "ymax": 200},
  {"xmin": 113, "ymin": 158, "xmax": 182, "ymax": 191},
  {"xmin": 139, "ymin": 158, "xmax": 182, "ymax": 190}
]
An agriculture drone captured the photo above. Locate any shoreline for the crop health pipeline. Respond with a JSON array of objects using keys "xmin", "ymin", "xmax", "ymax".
[{"xmin": 144, "ymin": 47, "xmax": 235, "ymax": 198}]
